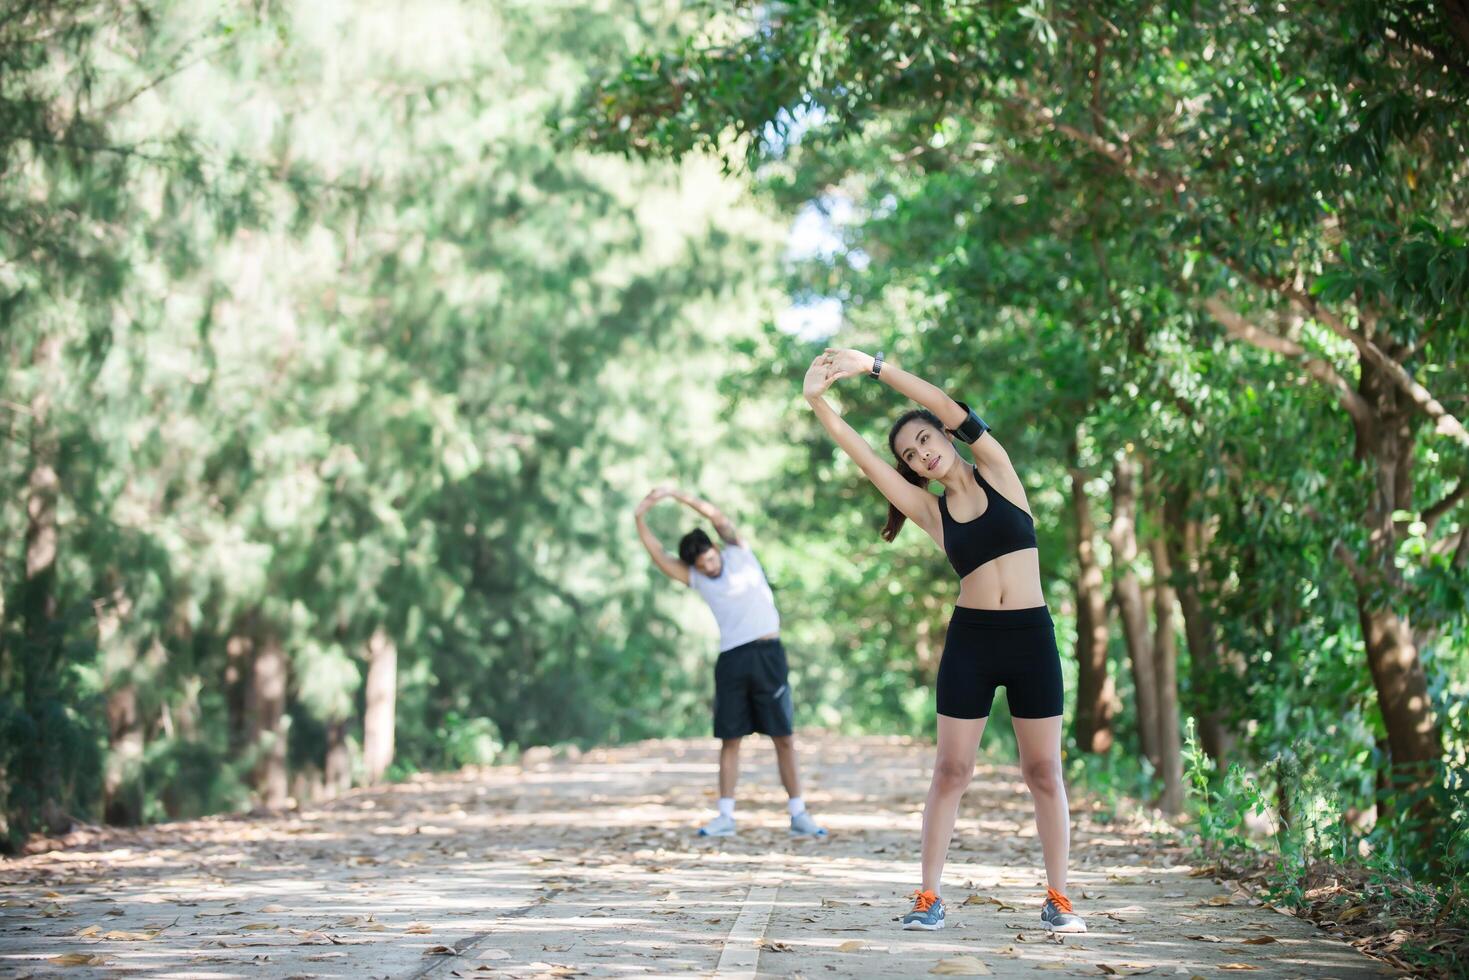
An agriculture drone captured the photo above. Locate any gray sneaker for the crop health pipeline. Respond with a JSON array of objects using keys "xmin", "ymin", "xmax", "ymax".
[
  {"xmin": 1040, "ymin": 890, "xmax": 1086, "ymax": 933},
  {"xmin": 902, "ymin": 890, "xmax": 945, "ymax": 930},
  {"xmin": 697, "ymin": 813, "xmax": 736, "ymax": 837},
  {"xmin": 789, "ymin": 810, "xmax": 828, "ymax": 838}
]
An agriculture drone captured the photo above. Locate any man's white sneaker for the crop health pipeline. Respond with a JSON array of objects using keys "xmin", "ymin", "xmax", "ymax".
[
  {"xmin": 789, "ymin": 810, "xmax": 828, "ymax": 837},
  {"xmin": 697, "ymin": 813, "xmax": 737, "ymax": 837}
]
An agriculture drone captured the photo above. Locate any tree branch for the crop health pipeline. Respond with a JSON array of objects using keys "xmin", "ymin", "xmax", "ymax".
[
  {"xmin": 1423, "ymin": 479, "xmax": 1467, "ymax": 532},
  {"xmin": 1203, "ymin": 295, "xmax": 1375, "ymax": 440},
  {"xmin": 1014, "ymin": 91, "xmax": 1185, "ymax": 196},
  {"xmin": 1018, "ymin": 94, "xmax": 1469, "ymax": 451},
  {"xmin": 94, "ymin": 37, "xmax": 234, "ymax": 116},
  {"xmin": 1217, "ymin": 258, "xmax": 1469, "ymax": 450}
]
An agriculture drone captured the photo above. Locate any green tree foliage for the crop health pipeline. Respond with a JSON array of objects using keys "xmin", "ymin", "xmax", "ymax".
[
  {"xmin": 0, "ymin": 0, "xmax": 787, "ymax": 846},
  {"xmin": 570, "ymin": 0, "xmax": 1469, "ymax": 885}
]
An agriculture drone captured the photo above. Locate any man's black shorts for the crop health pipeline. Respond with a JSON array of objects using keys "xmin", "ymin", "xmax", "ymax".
[{"xmin": 713, "ymin": 638, "xmax": 794, "ymax": 739}]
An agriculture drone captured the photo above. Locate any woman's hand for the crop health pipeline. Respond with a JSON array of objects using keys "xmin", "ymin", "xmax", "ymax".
[
  {"xmin": 803, "ymin": 354, "xmax": 837, "ymax": 401},
  {"xmin": 823, "ymin": 347, "xmax": 876, "ymax": 381}
]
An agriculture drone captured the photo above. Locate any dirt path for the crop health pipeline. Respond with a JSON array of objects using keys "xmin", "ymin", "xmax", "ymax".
[{"xmin": 0, "ymin": 734, "xmax": 1391, "ymax": 978}]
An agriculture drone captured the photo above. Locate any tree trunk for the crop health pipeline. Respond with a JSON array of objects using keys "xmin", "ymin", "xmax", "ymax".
[
  {"xmin": 14, "ymin": 335, "xmax": 64, "ymax": 836},
  {"xmin": 1374, "ymin": 735, "xmax": 1394, "ymax": 825},
  {"xmin": 246, "ymin": 631, "xmax": 289, "ymax": 808},
  {"xmin": 1069, "ymin": 454, "xmax": 1115, "ymax": 754},
  {"xmin": 362, "ymin": 628, "xmax": 397, "ymax": 785},
  {"xmin": 324, "ymin": 721, "xmax": 352, "ymax": 798},
  {"xmin": 99, "ymin": 589, "xmax": 144, "ymax": 826},
  {"xmin": 104, "ymin": 685, "xmax": 144, "ymax": 824},
  {"xmin": 1109, "ymin": 452, "xmax": 1160, "ymax": 770},
  {"xmin": 1149, "ymin": 520, "xmax": 1185, "ymax": 816},
  {"xmin": 1358, "ymin": 601, "xmax": 1441, "ymax": 788},
  {"xmin": 225, "ymin": 619, "xmax": 254, "ymax": 757},
  {"xmin": 1164, "ymin": 492, "xmax": 1236, "ymax": 765},
  {"xmin": 21, "ymin": 336, "xmax": 61, "ymax": 641},
  {"xmin": 1354, "ymin": 355, "xmax": 1443, "ymax": 804}
]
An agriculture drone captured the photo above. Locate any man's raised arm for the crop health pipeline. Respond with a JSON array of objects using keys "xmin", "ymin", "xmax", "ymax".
[
  {"xmin": 669, "ymin": 489, "xmax": 743, "ymax": 547},
  {"xmin": 634, "ymin": 488, "xmax": 691, "ymax": 585}
]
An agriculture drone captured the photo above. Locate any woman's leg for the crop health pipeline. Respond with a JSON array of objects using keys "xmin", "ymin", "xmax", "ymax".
[
  {"xmin": 1012, "ymin": 714, "xmax": 1069, "ymax": 893},
  {"xmin": 920, "ymin": 713, "xmax": 988, "ymax": 894}
]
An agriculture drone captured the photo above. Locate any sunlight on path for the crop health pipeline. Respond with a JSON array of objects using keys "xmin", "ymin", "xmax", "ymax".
[{"xmin": 0, "ymin": 735, "xmax": 1390, "ymax": 978}]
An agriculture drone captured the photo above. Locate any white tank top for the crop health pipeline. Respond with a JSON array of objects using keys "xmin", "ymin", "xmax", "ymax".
[{"xmin": 687, "ymin": 543, "xmax": 781, "ymax": 652}]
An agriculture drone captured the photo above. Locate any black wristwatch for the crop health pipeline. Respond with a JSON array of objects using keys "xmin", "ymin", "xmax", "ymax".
[{"xmin": 869, "ymin": 351, "xmax": 885, "ymax": 379}]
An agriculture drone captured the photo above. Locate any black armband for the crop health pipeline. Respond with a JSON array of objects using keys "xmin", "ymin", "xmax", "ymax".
[{"xmin": 951, "ymin": 401, "xmax": 991, "ymax": 444}]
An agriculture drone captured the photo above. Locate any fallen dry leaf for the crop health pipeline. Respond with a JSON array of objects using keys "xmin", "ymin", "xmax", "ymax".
[
  {"xmin": 405, "ymin": 922, "xmax": 433, "ymax": 934},
  {"xmin": 836, "ymin": 940, "xmax": 866, "ymax": 952},
  {"xmin": 930, "ymin": 956, "xmax": 992, "ymax": 975},
  {"xmin": 75, "ymin": 925, "xmax": 101, "ymax": 937},
  {"xmin": 260, "ymin": 903, "xmax": 288, "ymax": 913},
  {"xmin": 758, "ymin": 938, "xmax": 793, "ymax": 952},
  {"xmin": 424, "ymin": 945, "xmax": 459, "ymax": 956},
  {"xmin": 1219, "ymin": 965, "xmax": 1260, "ymax": 972},
  {"xmin": 1185, "ymin": 935, "xmax": 1226, "ymax": 943},
  {"xmin": 103, "ymin": 929, "xmax": 160, "ymax": 941},
  {"xmin": 1097, "ymin": 965, "xmax": 1155, "ymax": 976},
  {"xmin": 1241, "ymin": 935, "xmax": 1278, "ymax": 945},
  {"xmin": 48, "ymin": 953, "xmax": 111, "ymax": 966}
]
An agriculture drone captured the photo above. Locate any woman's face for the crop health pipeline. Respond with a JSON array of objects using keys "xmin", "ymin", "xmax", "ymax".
[{"xmin": 893, "ymin": 420, "xmax": 954, "ymax": 480}]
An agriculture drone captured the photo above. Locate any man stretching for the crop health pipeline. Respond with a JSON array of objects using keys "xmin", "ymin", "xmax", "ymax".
[{"xmin": 634, "ymin": 486, "xmax": 827, "ymax": 838}]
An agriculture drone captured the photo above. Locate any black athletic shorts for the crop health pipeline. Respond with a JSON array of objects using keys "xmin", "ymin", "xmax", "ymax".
[
  {"xmin": 713, "ymin": 638, "xmax": 794, "ymax": 739},
  {"xmin": 936, "ymin": 605, "xmax": 1064, "ymax": 719}
]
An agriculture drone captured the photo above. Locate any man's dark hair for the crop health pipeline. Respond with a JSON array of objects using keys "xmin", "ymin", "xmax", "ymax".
[{"xmin": 678, "ymin": 528, "xmax": 715, "ymax": 565}]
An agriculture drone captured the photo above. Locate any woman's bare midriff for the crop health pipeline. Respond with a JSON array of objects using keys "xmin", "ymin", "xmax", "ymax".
[{"xmin": 954, "ymin": 548, "xmax": 1045, "ymax": 609}]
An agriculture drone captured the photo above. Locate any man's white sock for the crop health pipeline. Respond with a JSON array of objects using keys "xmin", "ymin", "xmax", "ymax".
[
  {"xmin": 717, "ymin": 797, "xmax": 735, "ymax": 819},
  {"xmin": 787, "ymin": 796, "xmax": 805, "ymax": 817}
]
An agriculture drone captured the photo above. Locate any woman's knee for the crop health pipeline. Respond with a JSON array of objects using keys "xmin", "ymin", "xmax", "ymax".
[
  {"xmin": 1022, "ymin": 757, "xmax": 1062, "ymax": 796},
  {"xmin": 932, "ymin": 756, "xmax": 974, "ymax": 794}
]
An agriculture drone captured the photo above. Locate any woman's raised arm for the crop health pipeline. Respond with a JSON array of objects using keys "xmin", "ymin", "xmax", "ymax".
[
  {"xmin": 823, "ymin": 347, "xmax": 1015, "ymax": 477},
  {"xmin": 802, "ymin": 354, "xmax": 937, "ymax": 534}
]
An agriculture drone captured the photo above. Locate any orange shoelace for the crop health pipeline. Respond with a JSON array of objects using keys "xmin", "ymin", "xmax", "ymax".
[
  {"xmin": 1046, "ymin": 887, "xmax": 1073, "ymax": 913},
  {"xmin": 909, "ymin": 888, "xmax": 939, "ymax": 913}
]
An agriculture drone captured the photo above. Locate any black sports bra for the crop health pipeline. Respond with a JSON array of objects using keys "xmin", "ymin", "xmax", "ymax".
[{"xmin": 938, "ymin": 465, "xmax": 1038, "ymax": 578}]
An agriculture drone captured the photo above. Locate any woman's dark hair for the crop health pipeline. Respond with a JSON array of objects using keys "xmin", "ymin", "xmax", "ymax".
[
  {"xmin": 882, "ymin": 408, "xmax": 947, "ymax": 542},
  {"xmin": 679, "ymin": 528, "xmax": 715, "ymax": 565}
]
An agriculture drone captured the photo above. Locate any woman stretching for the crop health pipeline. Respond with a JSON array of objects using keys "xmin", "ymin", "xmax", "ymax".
[{"xmin": 802, "ymin": 347, "xmax": 1085, "ymax": 934}]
